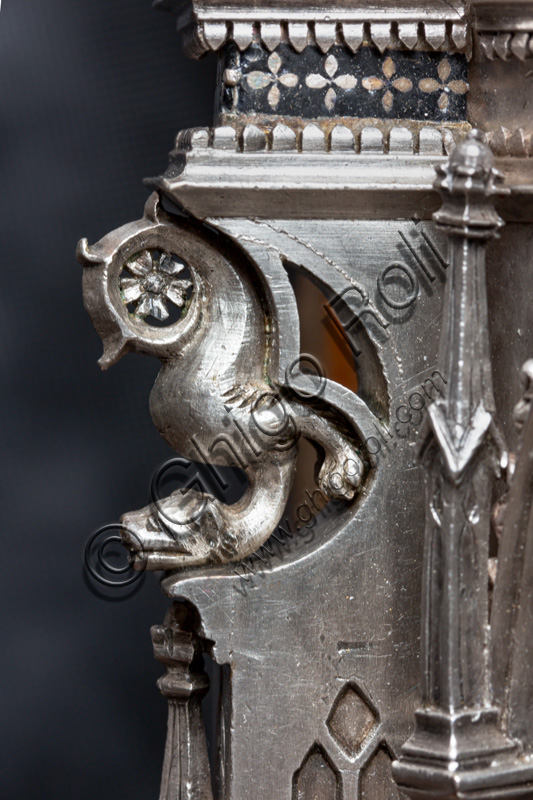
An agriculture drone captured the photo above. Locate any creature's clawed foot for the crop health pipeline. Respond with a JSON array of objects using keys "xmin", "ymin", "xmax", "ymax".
[
  {"xmin": 287, "ymin": 400, "xmax": 366, "ymax": 503},
  {"xmin": 317, "ymin": 443, "xmax": 364, "ymax": 502}
]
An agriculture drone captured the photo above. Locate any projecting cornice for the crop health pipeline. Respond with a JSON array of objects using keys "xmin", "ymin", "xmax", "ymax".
[
  {"xmin": 155, "ymin": 0, "xmax": 469, "ymax": 57},
  {"xmin": 470, "ymin": 0, "xmax": 533, "ymax": 60}
]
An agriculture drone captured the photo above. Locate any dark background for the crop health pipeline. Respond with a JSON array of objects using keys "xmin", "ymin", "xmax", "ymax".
[{"xmin": 0, "ymin": 1, "xmax": 216, "ymax": 797}]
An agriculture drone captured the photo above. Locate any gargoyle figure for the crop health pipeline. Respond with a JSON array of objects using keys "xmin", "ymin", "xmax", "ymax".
[{"xmin": 78, "ymin": 194, "xmax": 366, "ymax": 570}]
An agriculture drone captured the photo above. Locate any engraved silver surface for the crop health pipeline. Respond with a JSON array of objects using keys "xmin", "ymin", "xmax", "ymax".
[{"xmin": 79, "ymin": 1, "xmax": 533, "ymax": 798}]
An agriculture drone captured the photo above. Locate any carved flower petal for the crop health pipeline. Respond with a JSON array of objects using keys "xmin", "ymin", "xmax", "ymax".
[
  {"xmin": 383, "ymin": 56, "xmax": 396, "ymax": 79},
  {"xmin": 127, "ymin": 250, "xmax": 152, "ymax": 277},
  {"xmin": 419, "ymin": 78, "xmax": 441, "ymax": 93},
  {"xmin": 169, "ymin": 278, "xmax": 192, "ymax": 292},
  {"xmin": 393, "ymin": 77, "xmax": 413, "ymax": 92},
  {"xmin": 279, "ymin": 73, "xmax": 298, "ymax": 87},
  {"xmin": 159, "ymin": 254, "xmax": 186, "ymax": 276},
  {"xmin": 246, "ymin": 71, "xmax": 272, "ymax": 90},
  {"xmin": 325, "ymin": 55, "xmax": 338, "ymax": 78},
  {"xmin": 268, "ymin": 84, "xmax": 281, "ymax": 109},
  {"xmin": 438, "ymin": 91, "xmax": 449, "ymax": 110},
  {"xmin": 150, "ymin": 296, "xmax": 170, "ymax": 321},
  {"xmin": 165, "ymin": 284, "xmax": 186, "ymax": 307},
  {"xmin": 325, "ymin": 86, "xmax": 337, "ymax": 111},
  {"xmin": 120, "ymin": 277, "xmax": 143, "ymax": 304},
  {"xmin": 448, "ymin": 80, "xmax": 469, "ymax": 95},
  {"xmin": 334, "ymin": 74, "xmax": 358, "ymax": 90},
  {"xmin": 362, "ymin": 76, "xmax": 385, "ymax": 91},
  {"xmin": 136, "ymin": 294, "xmax": 153, "ymax": 318},
  {"xmin": 306, "ymin": 73, "xmax": 328, "ymax": 89},
  {"xmin": 382, "ymin": 89, "xmax": 394, "ymax": 112},
  {"xmin": 268, "ymin": 51, "xmax": 282, "ymax": 75},
  {"xmin": 438, "ymin": 58, "xmax": 451, "ymax": 83}
]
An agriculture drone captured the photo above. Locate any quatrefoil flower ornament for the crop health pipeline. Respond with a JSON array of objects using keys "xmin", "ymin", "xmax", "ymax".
[
  {"xmin": 121, "ymin": 250, "xmax": 192, "ymax": 322},
  {"xmin": 362, "ymin": 56, "xmax": 412, "ymax": 113},
  {"xmin": 245, "ymin": 51, "xmax": 298, "ymax": 110},
  {"xmin": 419, "ymin": 58, "xmax": 469, "ymax": 112},
  {"xmin": 306, "ymin": 54, "xmax": 358, "ymax": 111}
]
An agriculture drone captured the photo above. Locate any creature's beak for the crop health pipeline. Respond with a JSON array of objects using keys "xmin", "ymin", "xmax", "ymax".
[{"xmin": 98, "ymin": 335, "xmax": 130, "ymax": 370}]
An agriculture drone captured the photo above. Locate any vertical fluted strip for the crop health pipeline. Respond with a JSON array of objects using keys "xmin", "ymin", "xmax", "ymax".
[{"xmin": 491, "ymin": 361, "xmax": 533, "ymax": 750}]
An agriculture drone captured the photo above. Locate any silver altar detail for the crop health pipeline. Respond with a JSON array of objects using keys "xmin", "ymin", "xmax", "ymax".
[{"xmin": 79, "ymin": 1, "xmax": 533, "ymax": 798}]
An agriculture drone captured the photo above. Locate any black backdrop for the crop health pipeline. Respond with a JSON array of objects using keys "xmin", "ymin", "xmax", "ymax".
[{"xmin": 0, "ymin": 2, "xmax": 216, "ymax": 797}]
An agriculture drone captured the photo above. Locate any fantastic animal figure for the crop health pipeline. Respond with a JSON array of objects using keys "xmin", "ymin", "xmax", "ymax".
[{"xmin": 78, "ymin": 193, "xmax": 366, "ymax": 570}]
